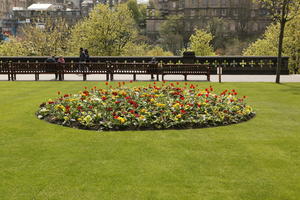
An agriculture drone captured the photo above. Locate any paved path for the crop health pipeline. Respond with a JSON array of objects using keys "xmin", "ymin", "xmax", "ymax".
[{"xmin": 1, "ymin": 74, "xmax": 300, "ymax": 82}]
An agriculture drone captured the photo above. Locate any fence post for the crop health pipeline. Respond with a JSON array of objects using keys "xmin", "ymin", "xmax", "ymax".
[{"xmin": 217, "ymin": 65, "xmax": 222, "ymax": 83}]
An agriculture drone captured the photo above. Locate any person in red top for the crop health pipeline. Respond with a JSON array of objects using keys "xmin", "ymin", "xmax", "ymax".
[
  {"xmin": 57, "ymin": 56, "xmax": 65, "ymax": 63},
  {"xmin": 57, "ymin": 56, "xmax": 65, "ymax": 80}
]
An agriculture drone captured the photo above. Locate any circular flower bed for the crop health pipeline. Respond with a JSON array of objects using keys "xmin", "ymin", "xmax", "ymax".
[{"xmin": 37, "ymin": 82, "xmax": 255, "ymax": 131}]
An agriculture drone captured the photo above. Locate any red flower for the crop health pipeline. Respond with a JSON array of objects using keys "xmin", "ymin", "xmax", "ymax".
[
  {"xmin": 65, "ymin": 105, "xmax": 70, "ymax": 110},
  {"xmin": 125, "ymin": 96, "xmax": 131, "ymax": 100},
  {"xmin": 77, "ymin": 106, "xmax": 82, "ymax": 110},
  {"xmin": 170, "ymin": 83, "xmax": 174, "ymax": 87},
  {"xmin": 107, "ymin": 107, "xmax": 113, "ymax": 111},
  {"xmin": 206, "ymin": 94, "xmax": 209, "ymax": 97},
  {"xmin": 89, "ymin": 106, "xmax": 93, "ymax": 109},
  {"xmin": 197, "ymin": 93, "xmax": 203, "ymax": 96},
  {"xmin": 176, "ymin": 82, "xmax": 179, "ymax": 85},
  {"xmin": 129, "ymin": 110, "xmax": 135, "ymax": 114},
  {"xmin": 180, "ymin": 96, "xmax": 185, "ymax": 100},
  {"xmin": 114, "ymin": 115, "xmax": 119, "ymax": 119},
  {"xmin": 57, "ymin": 91, "xmax": 61, "ymax": 95},
  {"xmin": 180, "ymin": 109, "xmax": 186, "ymax": 114},
  {"xmin": 102, "ymin": 97, "xmax": 107, "ymax": 101},
  {"xmin": 48, "ymin": 101, "xmax": 54, "ymax": 104},
  {"xmin": 84, "ymin": 86, "xmax": 87, "ymax": 89},
  {"xmin": 205, "ymin": 100, "xmax": 209, "ymax": 103},
  {"xmin": 105, "ymin": 82, "xmax": 109, "ymax": 86},
  {"xmin": 64, "ymin": 94, "xmax": 69, "ymax": 98},
  {"xmin": 130, "ymin": 80, "xmax": 133, "ymax": 83},
  {"xmin": 115, "ymin": 101, "xmax": 121, "ymax": 104},
  {"xmin": 243, "ymin": 96, "xmax": 247, "ymax": 98}
]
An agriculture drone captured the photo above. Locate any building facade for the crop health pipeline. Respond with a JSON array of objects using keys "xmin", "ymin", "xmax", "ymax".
[{"xmin": 146, "ymin": 0, "xmax": 271, "ymax": 41}]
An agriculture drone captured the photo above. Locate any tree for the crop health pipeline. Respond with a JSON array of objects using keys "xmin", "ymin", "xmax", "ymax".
[
  {"xmin": 243, "ymin": 13, "xmax": 300, "ymax": 74},
  {"xmin": 0, "ymin": 38, "xmax": 27, "ymax": 56},
  {"xmin": 122, "ymin": 42, "xmax": 173, "ymax": 56},
  {"xmin": 20, "ymin": 18, "xmax": 70, "ymax": 56},
  {"xmin": 206, "ymin": 17, "xmax": 226, "ymax": 51},
  {"xmin": 159, "ymin": 14, "xmax": 185, "ymax": 55},
  {"xmin": 68, "ymin": 4, "xmax": 137, "ymax": 56},
  {"xmin": 184, "ymin": 29, "xmax": 215, "ymax": 56},
  {"xmin": 126, "ymin": 0, "xmax": 147, "ymax": 30},
  {"xmin": 254, "ymin": 0, "xmax": 300, "ymax": 83}
]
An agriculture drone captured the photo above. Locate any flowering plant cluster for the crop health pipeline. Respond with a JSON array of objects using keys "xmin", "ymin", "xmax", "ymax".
[{"xmin": 37, "ymin": 82, "xmax": 255, "ymax": 131}]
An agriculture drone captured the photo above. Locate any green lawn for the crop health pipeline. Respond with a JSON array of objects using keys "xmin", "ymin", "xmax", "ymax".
[{"xmin": 0, "ymin": 82, "xmax": 300, "ymax": 200}]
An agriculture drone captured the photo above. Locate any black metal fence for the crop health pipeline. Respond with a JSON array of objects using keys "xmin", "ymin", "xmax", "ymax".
[{"xmin": 0, "ymin": 55, "xmax": 289, "ymax": 75}]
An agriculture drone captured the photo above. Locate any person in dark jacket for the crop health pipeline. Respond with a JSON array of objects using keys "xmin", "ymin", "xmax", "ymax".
[
  {"xmin": 45, "ymin": 56, "xmax": 58, "ymax": 80},
  {"xmin": 84, "ymin": 49, "xmax": 90, "ymax": 62}
]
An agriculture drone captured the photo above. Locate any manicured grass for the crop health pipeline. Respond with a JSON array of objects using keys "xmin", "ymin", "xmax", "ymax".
[{"xmin": 0, "ymin": 81, "xmax": 300, "ymax": 200}]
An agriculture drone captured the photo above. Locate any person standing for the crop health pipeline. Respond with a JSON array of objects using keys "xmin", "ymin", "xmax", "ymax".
[
  {"xmin": 79, "ymin": 47, "xmax": 86, "ymax": 73},
  {"xmin": 84, "ymin": 49, "xmax": 90, "ymax": 62}
]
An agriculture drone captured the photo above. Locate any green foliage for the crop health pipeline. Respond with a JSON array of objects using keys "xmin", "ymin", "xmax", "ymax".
[
  {"xmin": 243, "ymin": 14, "xmax": 300, "ymax": 73},
  {"xmin": 159, "ymin": 14, "xmax": 185, "ymax": 55},
  {"xmin": 21, "ymin": 18, "xmax": 70, "ymax": 56},
  {"xmin": 0, "ymin": 18, "xmax": 70, "ymax": 56},
  {"xmin": 122, "ymin": 42, "xmax": 173, "ymax": 56},
  {"xmin": 0, "ymin": 38, "xmax": 27, "ymax": 56},
  {"xmin": 126, "ymin": 0, "xmax": 147, "ymax": 29},
  {"xmin": 206, "ymin": 17, "xmax": 226, "ymax": 51},
  {"xmin": 68, "ymin": 4, "xmax": 137, "ymax": 56},
  {"xmin": 243, "ymin": 24, "xmax": 279, "ymax": 56},
  {"xmin": 185, "ymin": 29, "xmax": 215, "ymax": 56}
]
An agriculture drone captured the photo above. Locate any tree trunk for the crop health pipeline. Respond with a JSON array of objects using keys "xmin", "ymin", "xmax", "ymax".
[
  {"xmin": 275, "ymin": 21, "xmax": 285, "ymax": 83},
  {"xmin": 275, "ymin": 4, "xmax": 287, "ymax": 84}
]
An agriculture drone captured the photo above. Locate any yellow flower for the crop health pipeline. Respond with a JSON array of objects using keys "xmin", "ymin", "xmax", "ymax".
[
  {"xmin": 55, "ymin": 104, "xmax": 65, "ymax": 111},
  {"xmin": 140, "ymin": 109, "xmax": 147, "ymax": 113},
  {"xmin": 156, "ymin": 103, "xmax": 166, "ymax": 107},
  {"xmin": 172, "ymin": 103, "xmax": 180, "ymax": 108},
  {"xmin": 139, "ymin": 115, "xmax": 145, "ymax": 120},
  {"xmin": 176, "ymin": 114, "xmax": 182, "ymax": 119},
  {"xmin": 117, "ymin": 117, "xmax": 126, "ymax": 123},
  {"xmin": 150, "ymin": 98, "xmax": 155, "ymax": 102},
  {"xmin": 63, "ymin": 116, "xmax": 69, "ymax": 121},
  {"xmin": 119, "ymin": 90, "xmax": 127, "ymax": 96}
]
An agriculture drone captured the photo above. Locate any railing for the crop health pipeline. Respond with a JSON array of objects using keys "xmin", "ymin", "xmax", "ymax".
[{"xmin": 0, "ymin": 55, "xmax": 289, "ymax": 76}]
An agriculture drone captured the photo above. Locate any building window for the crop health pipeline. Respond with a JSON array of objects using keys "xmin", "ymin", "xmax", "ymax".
[
  {"xmin": 221, "ymin": 9, "xmax": 226, "ymax": 16},
  {"xmin": 191, "ymin": 10, "xmax": 195, "ymax": 18},
  {"xmin": 211, "ymin": 9, "xmax": 217, "ymax": 16},
  {"xmin": 210, "ymin": 0, "xmax": 217, "ymax": 6},
  {"xmin": 252, "ymin": 23, "xmax": 258, "ymax": 31},
  {"xmin": 230, "ymin": 23, "xmax": 235, "ymax": 31},
  {"xmin": 191, "ymin": 0, "xmax": 196, "ymax": 7}
]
